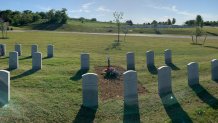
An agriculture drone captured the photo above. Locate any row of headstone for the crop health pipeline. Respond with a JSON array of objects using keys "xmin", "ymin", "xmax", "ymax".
[
  {"xmin": 146, "ymin": 49, "xmax": 172, "ymax": 67},
  {"xmin": 158, "ymin": 59, "xmax": 218, "ymax": 95},
  {"xmin": 82, "ymin": 70, "xmax": 138, "ymax": 108},
  {"xmin": 0, "ymin": 44, "xmax": 54, "ymax": 58},
  {"xmin": 80, "ymin": 49, "xmax": 172, "ymax": 71},
  {"xmin": 8, "ymin": 51, "xmax": 42, "ymax": 70}
]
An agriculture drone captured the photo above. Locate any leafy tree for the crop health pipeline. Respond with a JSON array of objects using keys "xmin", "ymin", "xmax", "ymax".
[
  {"xmin": 126, "ymin": 20, "xmax": 133, "ymax": 26},
  {"xmin": 172, "ymin": 18, "xmax": 176, "ymax": 25},
  {"xmin": 191, "ymin": 15, "xmax": 207, "ymax": 44},
  {"xmin": 91, "ymin": 18, "xmax": 97, "ymax": 22},
  {"xmin": 60, "ymin": 8, "xmax": 68, "ymax": 24},
  {"xmin": 0, "ymin": 9, "xmax": 68, "ymax": 26},
  {"xmin": 33, "ymin": 13, "xmax": 41, "ymax": 22},
  {"xmin": 151, "ymin": 20, "xmax": 158, "ymax": 28},
  {"xmin": 167, "ymin": 19, "xmax": 172, "ymax": 25},
  {"xmin": 196, "ymin": 15, "xmax": 203, "ymax": 28},
  {"xmin": 0, "ymin": 10, "xmax": 13, "ymax": 23},
  {"xmin": 113, "ymin": 11, "xmax": 123, "ymax": 43},
  {"xmin": 11, "ymin": 11, "xmax": 21, "ymax": 26},
  {"xmin": 39, "ymin": 12, "xmax": 47, "ymax": 19},
  {"xmin": 79, "ymin": 17, "xmax": 85, "ymax": 23},
  {"xmin": 185, "ymin": 20, "xmax": 195, "ymax": 26}
]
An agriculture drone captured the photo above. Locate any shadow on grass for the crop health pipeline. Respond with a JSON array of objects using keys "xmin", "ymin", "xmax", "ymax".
[
  {"xmin": 32, "ymin": 22, "xmax": 64, "ymax": 30},
  {"xmin": 147, "ymin": 65, "xmax": 157, "ymax": 75},
  {"xmin": 0, "ymin": 103, "xmax": 4, "ymax": 108},
  {"xmin": 204, "ymin": 46, "xmax": 218, "ymax": 50},
  {"xmin": 190, "ymin": 43, "xmax": 203, "ymax": 46},
  {"xmin": 123, "ymin": 103, "xmax": 140, "ymax": 123},
  {"xmin": 0, "ymin": 37, "xmax": 9, "ymax": 39},
  {"xmin": 19, "ymin": 56, "xmax": 32, "ymax": 60},
  {"xmin": 70, "ymin": 69, "xmax": 89, "ymax": 81},
  {"xmin": 160, "ymin": 92, "xmax": 192, "ymax": 123},
  {"xmin": 42, "ymin": 56, "xmax": 52, "ymax": 60},
  {"xmin": 5, "ymin": 67, "xmax": 16, "ymax": 71},
  {"xmin": 11, "ymin": 69, "xmax": 39, "ymax": 80},
  {"xmin": 166, "ymin": 63, "xmax": 180, "ymax": 70},
  {"xmin": 213, "ymin": 80, "xmax": 218, "ymax": 83},
  {"xmin": 190, "ymin": 84, "xmax": 218, "ymax": 109},
  {"xmin": 73, "ymin": 105, "xmax": 97, "ymax": 123},
  {"xmin": 207, "ymin": 32, "xmax": 218, "ymax": 36},
  {"xmin": 0, "ymin": 56, "xmax": 9, "ymax": 59}
]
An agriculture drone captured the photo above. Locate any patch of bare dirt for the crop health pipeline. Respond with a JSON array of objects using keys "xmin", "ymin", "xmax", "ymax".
[{"xmin": 94, "ymin": 66, "xmax": 147, "ymax": 101}]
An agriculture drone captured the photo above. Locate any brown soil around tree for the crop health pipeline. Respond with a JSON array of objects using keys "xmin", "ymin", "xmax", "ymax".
[{"xmin": 94, "ymin": 66, "xmax": 147, "ymax": 101}]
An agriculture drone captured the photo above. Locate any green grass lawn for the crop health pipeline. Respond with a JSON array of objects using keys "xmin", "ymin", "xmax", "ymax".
[
  {"xmin": 12, "ymin": 19, "xmax": 218, "ymax": 36},
  {"xmin": 0, "ymin": 31, "xmax": 218, "ymax": 122}
]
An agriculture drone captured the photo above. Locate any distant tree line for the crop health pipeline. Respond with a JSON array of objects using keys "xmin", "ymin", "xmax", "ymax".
[
  {"xmin": 0, "ymin": 8, "xmax": 68, "ymax": 26},
  {"xmin": 185, "ymin": 20, "xmax": 218, "ymax": 26},
  {"xmin": 144, "ymin": 18, "xmax": 176, "ymax": 25},
  {"xmin": 71, "ymin": 17, "xmax": 97, "ymax": 23}
]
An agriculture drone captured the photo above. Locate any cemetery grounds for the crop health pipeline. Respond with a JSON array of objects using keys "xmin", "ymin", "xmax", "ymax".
[{"xmin": 0, "ymin": 31, "xmax": 218, "ymax": 122}]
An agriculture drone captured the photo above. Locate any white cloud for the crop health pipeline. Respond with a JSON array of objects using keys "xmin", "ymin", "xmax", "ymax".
[
  {"xmin": 96, "ymin": 6, "xmax": 111, "ymax": 12},
  {"xmin": 69, "ymin": 2, "xmax": 95, "ymax": 13},
  {"xmin": 147, "ymin": 4, "xmax": 218, "ymax": 24},
  {"xmin": 82, "ymin": 2, "xmax": 95, "ymax": 9},
  {"xmin": 36, "ymin": 5, "xmax": 52, "ymax": 11},
  {"xmin": 148, "ymin": 5, "xmax": 195, "ymax": 17}
]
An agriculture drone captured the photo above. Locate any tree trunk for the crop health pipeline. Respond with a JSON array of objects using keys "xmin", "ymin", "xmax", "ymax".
[
  {"xmin": 203, "ymin": 34, "xmax": 207, "ymax": 46},
  {"xmin": 118, "ymin": 23, "xmax": 120, "ymax": 43},
  {"xmin": 196, "ymin": 35, "xmax": 198, "ymax": 44},
  {"xmin": 5, "ymin": 27, "xmax": 7, "ymax": 38}
]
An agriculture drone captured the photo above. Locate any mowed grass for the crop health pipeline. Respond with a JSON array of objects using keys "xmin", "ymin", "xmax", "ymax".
[
  {"xmin": 0, "ymin": 32, "xmax": 218, "ymax": 123},
  {"xmin": 13, "ymin": 19, "xmax": 218, "ymax": 36}
]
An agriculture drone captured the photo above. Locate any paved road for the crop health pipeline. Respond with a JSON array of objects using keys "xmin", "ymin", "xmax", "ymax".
[{"xmin": 9, "ymin": 30, "xmax": 218, "ymax": 40}]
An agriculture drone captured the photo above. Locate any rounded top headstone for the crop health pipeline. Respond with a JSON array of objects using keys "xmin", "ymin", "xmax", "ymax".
[
  {"xmin": 187, "ymin": 62, "xmax": 197, "ymax": 66},
  {"xmin": 127, "ymin": 52, "xmax": 134, "ymax": 54},
  {"xmin": 212, "ymin": 59, "xmax": 218, "ymax": 62},
  {"xmin": 0, "ymin": 70, "xmax": 10, "ymax": 74},
  {"xmin": 158, "ymin": 66, "xmax": 171, "ymax": 71},
  {"xmin": 10, "ymin": 51, "xmax": 18, "ymax": 54},
  {"xmin": 123, "ymin": 70, "xmax": 136, "ymax": 75}
]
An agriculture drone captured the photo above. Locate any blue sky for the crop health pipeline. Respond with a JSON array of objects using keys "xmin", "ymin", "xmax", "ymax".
[{"xmin": 0, "ymin": 0, "xmax": 218, "ymax": 25}]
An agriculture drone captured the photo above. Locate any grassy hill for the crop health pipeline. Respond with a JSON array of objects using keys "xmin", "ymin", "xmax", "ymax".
[
  {"xmin": 12, "ymin": 19, "xmax": 218, "ymax": 36},
  {"xmin": 0, "ymin": 31, "xmax": 218, "ymax": 122}
]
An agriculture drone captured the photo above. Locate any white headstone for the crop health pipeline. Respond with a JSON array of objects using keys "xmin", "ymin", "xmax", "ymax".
[
  {"xmin": 0, "ymin": 44, "xmax": 6, "ymax": 56},
  {"xmin": 187, "ymin": 62, "xmax": 199, "ymax": 86},
  {"xmin": 81, "ymin": 53, "xmax": 89, "ymax": 70},
  {"xmin": 123, "ymin": 70, "xmax": 138, "ymax": 105},
  {"xmin": 126, "ymin": 52, "xmax": 135, "ymax": 70},
  {"xmin": 82, "ymin": 73, "xmax": 98, "ymax": 108},
  {"xmin": 32, "ymin": 52, "xmax": 42, "ymax": 70},
  {"xmin": 9, "ymin": 51, "xmax": 19, "ymax": 69},
  {"xmin": 158, "ymin": 66, "xmax": 172, "ymax": 95},
  {"xmin": 211, "ymin": 59, "xmax": 218, "ymax": 81},
  {"xmin": 0, "ymin": 70, "xmax": 10, "ymax": 105},
  {"xmin": 47, "ymin": 44, "xmax": 54, "ymax": 58},
  {"xmin": 15, "ymin": 44, "xmax": 22, "ymax": 56},
  {"xmin": 164, "ymin": 49, "xmax": 172, "ymax": 64},
  {"xmin": 146, "ymin": 50, "xmax": 154, "ymax": 66},
  {"xmin": 31, "ymin": 44, "xmax": 38, "ymax": 56}
]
